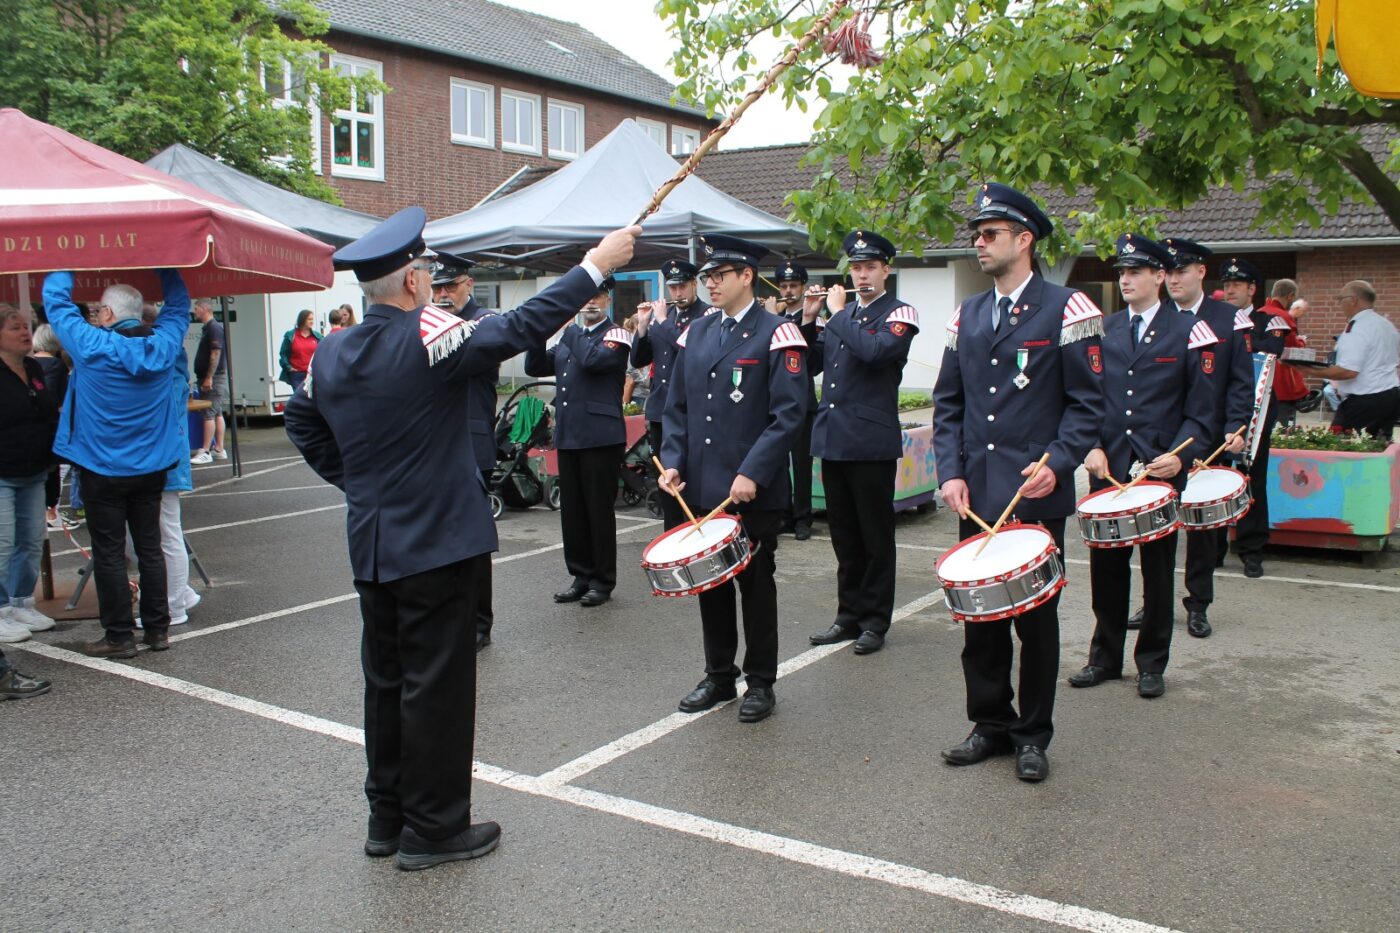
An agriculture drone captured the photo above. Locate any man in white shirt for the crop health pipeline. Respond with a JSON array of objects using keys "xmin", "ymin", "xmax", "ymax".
[{"xmin": 1288, "ymin": 280, "xmax": 1400, "ymax": 439}]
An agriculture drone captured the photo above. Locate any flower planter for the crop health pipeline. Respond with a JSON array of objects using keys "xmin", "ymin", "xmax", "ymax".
[
  {"xmin": 1265, "ymin": 442, "xmax": 1400, "ymax": 555},
  {"xmin": 811, "ymin": 422, "xmax": 939, "ymax": 513}
]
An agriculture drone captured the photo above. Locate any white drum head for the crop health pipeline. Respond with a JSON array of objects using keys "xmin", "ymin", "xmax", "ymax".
[
  {"xmin": 644, "ymin": 516, "xmax": 740, "ymax": 564},
  {"xmin": 940, "ymin": 527, "xmax": 1052, "ymax": 583},
  {"xmin": 1183, "ymin": 468, "xmax": 1246, "ymax": 505},
  {"xmin": 1079, "ymin": 484, "xmax": 1170, "ymax": 514}
]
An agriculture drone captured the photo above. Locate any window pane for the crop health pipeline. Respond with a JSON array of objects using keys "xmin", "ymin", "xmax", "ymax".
[
  {"xmin": 451, "ymin": 86, "xmax": 466, "ymax": 136},
  {"xmin": 357, "ymin": 120, "xmax": 375, "ymax": 169},
  {"xmin": 469, "ymin": 89, "xmax": 486, "ymax": 138},
  {"xmin": 503, "ymin": 99, "xmax": 517, "ymax": 142},
  {"xmin": 521, "ymin": 99, "xmax": 536, "ymax": 147},
  {"xmin": 360, "ymin": 89, "xmax": 375, "ymax": 117},
  {"xmin": 564, "ymin": 109, "xmax": 578, "ymax": 151},
  {"xmin": 333, "ymin": 120, "xmax": 351, "ymax": 164},
  {"xmin": 264, "ymin": 63, "xmax": 286, "ymax": 100},
  {"xmin": 548, "ymin": 105, "xmax": 561, "ymax": 146}
]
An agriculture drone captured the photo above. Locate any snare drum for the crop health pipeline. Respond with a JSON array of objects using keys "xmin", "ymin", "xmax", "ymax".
[
  {"xmin": 641, "ymin": 515, "xmax": 752, "ymax": 597},
  {"xmin": 1076, "ymin": 481, "xmax": 1181, "ymax": 548},
  {"xmin": 1180, "ymin": 467, "xmax": 1251, "ymax": 530},
  {"xmin": 936, "ymin": 524, "xmax": 1066, "ymax": 623}
]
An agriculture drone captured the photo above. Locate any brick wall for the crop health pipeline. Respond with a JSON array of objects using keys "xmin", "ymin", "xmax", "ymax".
[
  {"xmin": 1295, "ymin": 244, "xmax": 1400, "ymax": 347},
  {"xmin": 315, "ymin": 31, "xmax": 715, "ymax": 219}
]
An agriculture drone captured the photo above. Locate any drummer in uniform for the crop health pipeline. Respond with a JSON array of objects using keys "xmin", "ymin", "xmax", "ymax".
[
  {"xmin": 932, "ymin": 182, "xmax": 1105, "ymax": 782},
  {"xmin": 764, "ymin": 261, "xmax": 817, "ymax": 540},
  {"xmin": 657, "ymin": 234, "xmax": 808, "ymax": 723},
  {"xmin": 1069, "ymin": 234, "xmax": 1218, "ymax": 701},
  {"xmin": 804, "ymin": 231, "xmax": 918, "ymax": 655},
  {"xmin": 525, "ymin": 278, "xmax": 632, "ymax": 607},
  {"xmin": 430, "ymin": 250, "xmax": 499, "ymax": 651},
  {"xmin": 1220, "ymin": 257, "xmax": 1286, "ymax": 579},
  {"xmin": 632, "ymin": 258, "xmax": 712, "ymax": 528},
  {"xmin": 286, "ymin": 207, "xmax": 637, "ymax": 869}
]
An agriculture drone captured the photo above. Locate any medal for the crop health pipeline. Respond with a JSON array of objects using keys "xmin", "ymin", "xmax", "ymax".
[
  {"xmin": 730, "ymin": 367, "xmax": 745, "ymax": 403},
  {"xmin": 1013, "ymin": 348, "xmax": 1030, "ymax": 389}
]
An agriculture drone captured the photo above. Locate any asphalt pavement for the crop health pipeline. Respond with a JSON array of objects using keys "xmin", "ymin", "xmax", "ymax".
[{"xmin": 2, "ymin": 425, "xmax": 1397, "ymax": 932}]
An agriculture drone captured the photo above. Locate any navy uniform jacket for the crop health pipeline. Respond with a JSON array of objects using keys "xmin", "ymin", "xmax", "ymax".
[
  {"xmin": 455, "ymin": 297, "xmax": 501, "ymax": 472},
  {"xmin": 1245, "ymin": 305, "xmax": 1290, "ymax": 358},
  {"xmin": 806, "ymin": 291, "xmax": 919, "ymax": 461},
  {"xmin": 1094, "ymin": 306, "xmax": 1220, "ymax": 493},
  {"xmin": 932, "ymin": 275, "xmax": 1105, "ymax": 521},
  {"xmin": 631, "ymin": 298, "xmax": 710, "ymax": 423},
  {"xmin": 784, "ymin": 306, "xmax": 819, "ymax": 414},
  {"xmin": 285, "ymin": 265, "xmax": 600, "ymax": 583},
  {"xmin": 660, "ymin": 302, "xmax": 808, "ymax": 512},
  {"xmin": 525, "ymin": 320, "xmax": 632, "ymax": 450},
  {"xmin": 1166, "ymin": 296, "xmax": 1255, "ymax": 439}
]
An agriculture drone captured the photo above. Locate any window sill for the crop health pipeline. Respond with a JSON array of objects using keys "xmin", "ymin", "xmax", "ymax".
[
  {"xmin": 451, "ymin": 137, "xmax": 496, "ymax": 150},
  {"xmin": 501, "ymin": 142, "xmax": 542, "ymax": 156}
]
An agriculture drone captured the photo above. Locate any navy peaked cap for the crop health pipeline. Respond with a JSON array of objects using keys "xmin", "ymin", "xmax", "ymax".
[
  {"xmin": 968, "ymin": 182, "xmax": 1053, "ymax": 240},
  {"xmin": 333, "ymin": 206, "xmax": 429, "ymax": 282}
]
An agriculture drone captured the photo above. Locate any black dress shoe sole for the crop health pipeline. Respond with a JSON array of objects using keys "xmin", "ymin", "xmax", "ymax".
[
  {"xmin": 82, "ymin": 642, "xmax": 138, "ymax": 660},
  {"xmin": 579, "ymin": 593, "xmax": 610, "ymax": 607},
  {"xmin": 395, "ymin": 834, "xmax": 500, "ymax": 871},
  {"xmin": 738, "ymin": 702, "xmax": 774, "ymax": 723},
  {"xmin": 1068, "ymin": 671, "xmax": 1122, "ymax": 688},
  {"xmin": 1187, "ymin": 625, "xmax": 1212, "ymax": 638},
  {"xmin": 809, "ymin": 630, "xmax": 859, "ymax": 646},
  {"xmin": 852, "ymin": 639, "xmax": 884, "ymax": 655},
  {"xmin": 940, "ymin": 741, "xmax": 1012, "ymax": 766},
  {"xmin": 678, "ymin": 690, "xmax": 737, "ymax": 714},
  {"xmin": 553, "ymin": 593, "xmax": 586, "ymax": 603},
  {"xmin": 364, "ymin": 837, "xmax": 399, "ymax": 857},
  {"xmin": 1016, "ymin": 766, "xmax": 1049, "ymax": 782}
]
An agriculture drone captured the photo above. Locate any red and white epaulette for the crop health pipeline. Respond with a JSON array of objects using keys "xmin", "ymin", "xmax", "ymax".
[
  {"xmin": 1233, "ymin": 308, "xmax": 1253, "ymax": 331},
  {"xmin": 1266, "ymin": 315, "xmax": 1293, "ymax": 332},
  {"xmin": 887, "ymin": 305, "xmax": 920, "ymax": 328},
  {"xmin": 1061, "ymin": 292, "xmax": 1104, "ymax": 346},
  {"xmin": 770, "ymin": 321, "xmax": 807, "ymax": 351},
  {"xmin": 302, "ymin": 357, "xmax": 315, "ymax": 398},
  {"xmin": 676, "ymin": 324, "xmax": 691, "ymax": 349},
  {"xmin": 703, "ymin": 306, "xmax": 720, "ymax": 316},
  {"xmin": 419, "ymin": 305, "xmax": 474, "ymax": 366},
  {"xmin": 602, "ymin": 326, "xmax": 633, "ymax": 348},
  {"xmin": 1188, "ymin": 318, "xmax": 1221, "ymax": 349},
  {"xmin": 944, "ymin": 306, "xmax": 961, "ymax": 350}
]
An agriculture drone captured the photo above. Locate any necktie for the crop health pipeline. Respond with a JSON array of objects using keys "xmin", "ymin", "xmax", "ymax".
[
  {"xmin": 1131, "ymin": 313, "xmax": 1143, "ymax": 346},
  {"xmin": 995, "ymin": 296, "xmax": 1010, "ymax": 332},
  {"xmin": 721, "ymin": 317, "xmax": 736, "ymax": 342}
]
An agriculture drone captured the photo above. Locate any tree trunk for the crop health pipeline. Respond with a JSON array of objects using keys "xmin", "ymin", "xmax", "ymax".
[{"xmin": 1337, "ymin": 139, "xmax": 1400, "ymax": 234}]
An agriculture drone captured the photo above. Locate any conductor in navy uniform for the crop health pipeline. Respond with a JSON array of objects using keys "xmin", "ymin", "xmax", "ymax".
[
  {"xmin": 805, "ymin": 231, "xmax": 919, "ymax": 655},
  {"xmin": 1069, "ymin": 234, "xmax": 1218, "ymax": 701},
  {"xmin": 632, "ymin": 258, "xmax": 711, "ymax": 528},
  {"xmin": 764, "ymin": 261, "xmax": 817, "ymax": 540},
  {"xmin": 657, "ymin": 234, "xmax": 808, "ymax": 724},
  {"xmin": 525, "ymin": 278, "xmax": 632, "ymax": 607},
  {"xmin": 932, "ymin": 183, "xmax": 1106, "ymax": 782},
  {"xmin": 286, "ymin": 207, "xmax": 638, "ymax": 870},
  {"xmin": 430, "ymin": 250, "xmax": 499, "ymax": 651}
]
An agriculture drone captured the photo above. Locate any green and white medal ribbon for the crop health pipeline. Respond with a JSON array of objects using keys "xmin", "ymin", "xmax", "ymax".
[{"xmin": 1014, "ymin": 348, "xmax": 1031, "ymax": 389}]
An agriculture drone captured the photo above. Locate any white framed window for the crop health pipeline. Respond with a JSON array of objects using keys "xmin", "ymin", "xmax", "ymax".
[
  {"xmin": 450, "ymin": 78, "xmax": 493, "ymax": 148},
  {"xmin": 547, "ymin": 99, "xmax": 584, "ymax": 160},
  {"xmin": 636, "ymin": 117, "xmax": 667, "ymax": 150},
  {"xmin": 500, "ymin": 89, "xmax": 541, "ymax": 155},
  {"xmin": 262, "ymin": 59, "xmax": 321, "ymax": 169},
  {"xmin": 671, "ymin": 126, "xmax": 701, "ymax": 156},
  {"xmin": 329, "ymin": 54, "xmax": 384, "ymax": 181}
]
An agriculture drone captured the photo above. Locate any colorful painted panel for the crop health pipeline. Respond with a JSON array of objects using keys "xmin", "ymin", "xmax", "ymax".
[
  {"xmin": 811, "ymin": 424, "xmax": 939, "ymax": 512},
  {"xmin": 1268, "ymin": 443, "xmax": 1400, "ymax": 537}
]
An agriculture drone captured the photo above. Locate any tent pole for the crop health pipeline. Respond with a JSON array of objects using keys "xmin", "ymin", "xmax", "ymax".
[{"xmin": 219, "ymin": 296, "xmax": 242, "ymax": 478}]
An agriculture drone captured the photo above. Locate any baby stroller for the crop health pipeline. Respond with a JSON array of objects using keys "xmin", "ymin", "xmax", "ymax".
[
  {"xmin": 488, "ymin": 381, "xmax": 559, "ymax": 519},
  {"xmin": 618, "ymin": 429, "xmax": 662, "ymax": 518}
]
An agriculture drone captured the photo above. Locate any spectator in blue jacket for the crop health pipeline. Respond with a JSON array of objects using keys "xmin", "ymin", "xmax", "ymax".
[{"xmin": 44, "ymin": 269, "xmax": 189, "ymax": 659}]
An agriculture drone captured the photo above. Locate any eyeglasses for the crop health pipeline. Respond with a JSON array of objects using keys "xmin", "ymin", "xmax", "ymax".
[
  {"xmin": 701, "ymin": 267, "xmax": 738, "ymax": 285},
  {"xmin": 970, "ymin": 227, "xmax": 1015, "ymax": 246}
]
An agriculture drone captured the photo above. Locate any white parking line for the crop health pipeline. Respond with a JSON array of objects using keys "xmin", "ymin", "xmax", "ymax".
[
  {"xmin": 185, "ymin": 460, "xmax": 307, "ymax": 495},
  {"xmin": 186, "ymin": 484, "xmax": 335, "ymax": 498},
  {"xmin": 46, "ymin": 503, "xmax": 347, "ymax": 559},
  {"xmin": 169, "ymin": 593, "xmax": 362, "ymax": 643},
  {"xmin": 15, "ymin": 641, "xmax": 1180, "ymax": 933},
  {"xmin": 192, "ymin": 455, "xmax": 304, "ymax": 472}
]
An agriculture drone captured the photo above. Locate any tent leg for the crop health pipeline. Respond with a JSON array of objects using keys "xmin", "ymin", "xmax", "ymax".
[{"xmin": 219, "ymin": 297, "xmax": 242, "ymax": 478}]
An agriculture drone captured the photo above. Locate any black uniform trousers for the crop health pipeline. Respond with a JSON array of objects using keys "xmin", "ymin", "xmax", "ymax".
[
  {"xmin": 355, "ymin": 554, "xmax": 482, "ymax": 840},
  {"xmin": 698, "ymin": 510, "xmax": 781, "ymax": 688},
  {"xmin": 557, "ymin": 444, "xmax": 623, "ymax": 593},
  {"xmin": 648, "ymin": 421, "xmax": 686, "ymax": 530},
  {"xmin": 784, "ymin": 410, "xmax": 815, "ymax": 530},
  {"xmin": 823, "ymin": 459, "xmax": 897, "ymax": 635},
  {"xmin": 475, "ymin": 468, "xmax": 494, "ymax": 638},
  {"xmin": 80, "ymin": 467, "xmax": 170, "ymax": 641},
  {"xmin": 1334, "ymin": 387, "xmax": 1400, "ymax": 439},
  {"xmin": 1233, "ymin": 401, "xmax": 1277, "ymax": 558},
  {"xmin": 958, "ymin": 517, "xmax": 1062, "ymax": 750},
  {"xmin": 1181, "ymin": 529, "xmax": 1217, "ymax": 613},
  {"xmin": 1089, "ymin": 530, "xmax": 1177, "ymax": 676}
]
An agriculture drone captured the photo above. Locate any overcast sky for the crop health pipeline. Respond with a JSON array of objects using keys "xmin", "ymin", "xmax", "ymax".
[{"xmin": 499, "ymin": 0, "xmax": 837, "ymax": 150}]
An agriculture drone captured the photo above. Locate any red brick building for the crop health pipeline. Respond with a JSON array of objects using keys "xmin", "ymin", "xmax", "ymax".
[{"xmin": 289, "ymin": 0, "xmax": 715, "ymax": 219}]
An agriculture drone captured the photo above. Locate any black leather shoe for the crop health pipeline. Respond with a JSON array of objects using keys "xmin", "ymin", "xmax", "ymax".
[
  {"xmin": 940, "ymin": 732, "xmax": 1012, "ymax": 766},
  {"xmin": 1186, "ymin": 610, "xmax": 1212, "ymax": 638},
  {"xmin": 141, "ymin": 629, "xmax": 169, "ymax": 651},
  {"xmin": 395, "ymin": 822, "xmax": 500, "ymax": 871},
  {"xmin": 852, "ymin": 631, "xmax": 885, "ymax": 655},
  {"xmin": 1126, "ymin": 607, "xmax": 1144, "ymax": 630},
  {"xmin": 579, "ymin": 589, "xmax": 610, "ymax": 607},
  {"xmin": 1242, "ymin": 555, "xmax": 1264, "ymax": 578},
  {"xmin": 365, "ymin": 817, "xmax": 401, "ymax": 857},
  {"xmin": 1137, "ymin": 672, "xmax": 1166, "ymax": 698},
  {"xmin": 737, "ymin": 685, "xmax": 775, "ymax": 723},
  {"xmin": 678, "ymin": 678, "xmax": 737, "ymax": 713},
  {"xmin": 476, "ymin": 631, "xmax": 491, "ymax": 652},
  {"xmin": 809, "ymin": 623, "xmax": 858, "ymax": 646},
  {"xmin": 1068, "ymin": 665, "xmax": 1121, "ymax": 688},
  {"xmin": 0, "ymin": 665, "xmax": 52, "ymax": 700},
  {"xmin": 81, "ymin": 637, "xmax": 137, "ymax": 660},
  {"xmin": 1015, "ymin": 746, "xmax": 1050, "ymax": 782},
  {"xmin": 794, "ymin": 522, "xmax": 811, "ymax": 541},
  {"xmin": 553, "ymin": 584, "xmax": 588, "ymax": 603}
]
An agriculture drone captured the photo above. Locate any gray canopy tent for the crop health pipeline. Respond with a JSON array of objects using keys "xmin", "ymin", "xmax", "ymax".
[{"xmin": 424, "ymin": 120, "xmax": 813, "ymax": 272}]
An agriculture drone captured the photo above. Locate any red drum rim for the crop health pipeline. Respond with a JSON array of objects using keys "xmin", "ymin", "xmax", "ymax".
[
  {"xmin": 641, "ymin": 518, "xmax": 744, "ymax": 570},
  {"xmin": 936, "ymin": 522, "xmax": 1059, "ymax": 588},
  {"xmin": 1075, "ymin": 480, "xmax": 1178, "ymax": 519}
]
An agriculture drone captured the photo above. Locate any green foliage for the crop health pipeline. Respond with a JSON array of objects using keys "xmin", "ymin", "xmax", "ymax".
[
  {"xmin": 623, "ymin": 402, "xmax": 644, "ymax": 416},
  {"xmin": 897, "ymin": 390, "xmax": 929, "ymax": 411},
  {"xmin": 1271, "ymin": 425, "xmax": 1390, "ymax": 452},
  {"xmin": 659, "ymin": 0, "xmax": 1400, "ymax": 262},
  {"xmin": 0, "ymin": 0, "xmax": 383, "ymax": 203}
]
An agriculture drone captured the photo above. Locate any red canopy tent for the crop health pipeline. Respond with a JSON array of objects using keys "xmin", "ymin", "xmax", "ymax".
[{"xmin": 0, "ymin": 107, "xmax": 335, "ymax": 302}]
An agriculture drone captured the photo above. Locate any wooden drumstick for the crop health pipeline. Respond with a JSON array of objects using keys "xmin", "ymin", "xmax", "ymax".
[
  {"xmin": 975, "ymin": 452, "xmax": 1051, "ymax": 557},
  {"xmin": 1191, "ymin": 425, "xmax": 1248, "ymax": 474},
  {"xmin": 964, "ymin": 508, "xmax": 996, "ymax": 536},
  {"xmin": 1114, "ymin": 437, "xmax": 1195, "ymax": 498},
  {"xmin": 684, "ymin": 496, "xmax": 735, "ymax": 539},
  {"xmin": 652, "ymin": 455, "xmax": 701, "ymax": 526}
]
